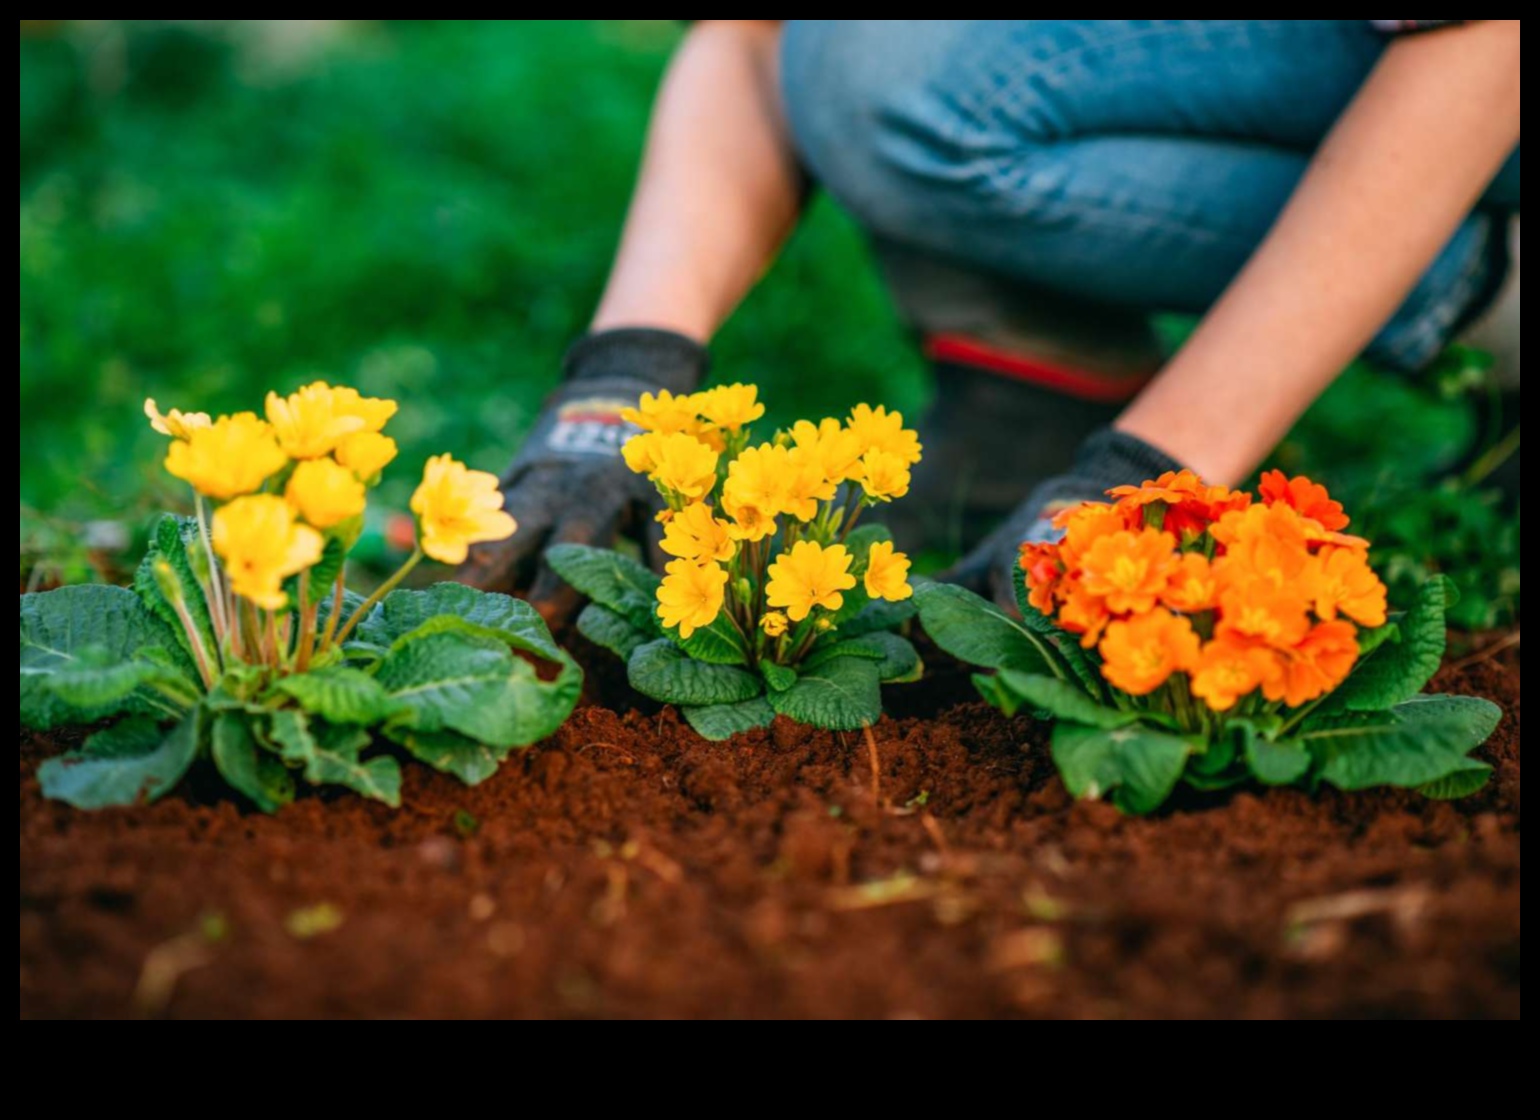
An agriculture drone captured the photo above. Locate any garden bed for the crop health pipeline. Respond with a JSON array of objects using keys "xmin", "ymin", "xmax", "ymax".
[{"xmin": 19, "ymin": 640, "xmax": 1519, "ymax": 1019}]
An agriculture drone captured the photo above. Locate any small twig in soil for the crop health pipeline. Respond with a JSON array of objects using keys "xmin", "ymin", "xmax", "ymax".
[
  {"xmin": 863, "ymin": 725, "xmax": 883, "ymax": 810},
  {"xmin": 920, "ymin": 813, "xmax": 951, "ymax": 859},
  {"xmin": 577, "ymin": 740, "xmax": 635, "ymax": 764},
  {"xmin": 1448, "ymin": 630, "xmax": 1520, "ymax": 673},
  {"xmin": 134, "ymin": 931, "xmax": 216, "ymax": 1018}
]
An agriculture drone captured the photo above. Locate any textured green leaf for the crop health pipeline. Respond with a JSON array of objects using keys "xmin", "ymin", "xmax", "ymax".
[
  {"xmin": 134, "ymin": 514, "xmax": 219, "ymax": 667},
  {"xmin": 37, "ymin": 712, "xmax": 202, "ymax": 810},
  {"xmin": 575, "ymin": 602, "xmax": 650, "ymax": 661},
  {"xmin": 768, "ymin": 656, "xmax": 883, "ymax": 731},
  {"xmin": 804, "ymin": 638, "xmax": 887, "ymax": 669},
  {"xmin": 1418, "ymin": 763, "xmax": 1493, "ymax": 801},
  {"xmin": 809, "ymin": 631, "xmax": 921, "ymax": 683},
  {"xmin": 544, "ymin": 544, "xmax": 662, "ymax": 632},
  {"xmin": 1010, "ymin": 578, "xmax": 1106, "ymax": 696},
  {"xmin": 279, "ymin": 715, "xmax": 400, "ymax": 806},
  {"xmin": 21, "ymin": 585, "xmax": 197, "ymax": 728},
  {"xmin": 679, "ymin": 612, "xmax": 749, "ymax": 666},
  {"xmin": 1329, "ymin": 576, "xmax": 1453, "ymax": 712},
  {"xmin": 267, "ymin": 708, "xmax": 321, "ymax": 767},
  {"xmin": 376, "ymin": 629, "xmax": 579, "ymax": 749},
  {"xmin": 357, "ymin": 583, "xmax": 567, "ymax": 663},
  {"xmin": 211, "ymin": 713, "xmax": 294, "ymax": 813},
  {"xmin": 269, "ymin": 666, "xmax": 401, "ymax": 724},
  {"xmin": 992, "ymin": 670, "xmax": 1134, "ymax": 728},
  {"xmin": 760, "ymin": 661, "xmax": 798, "ymax": 693},
  {"xmin": 627, "ymin": 639, "xmax": 763, "ymax": 706},
  {"xmin": 1243, "ymin": 732, "xmax": 1312, "ymax": 786},
  {"xmin": 683, "ymin": 696, "xmax": 778, "ymax": 741},
  {"xmin": 912, "ymin": 580, "xmax": 1055, "ymax": 676},
  {"xmin": 1305, "ymin": 694, "xmax": 1501, "ymax": 792},
  {"xmin": 1051, "ymin": 723, "xmax": 1192, "ymax": 815},
  {"xmin": 388, "ymin": 727, "xmax": 510, "ymax": 786},
  {"xmin": 835, "ymin": 597, "xmax": 917, "ymax": 639}
]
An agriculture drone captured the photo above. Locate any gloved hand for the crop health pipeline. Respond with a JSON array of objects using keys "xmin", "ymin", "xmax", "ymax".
[
  {"xmin": 458, "ymin": 328, "xmax": 709, "ymax": 624},
  {"xmin": 945, "ymin": 427, "xmax": 1183, "ymax": 610}
]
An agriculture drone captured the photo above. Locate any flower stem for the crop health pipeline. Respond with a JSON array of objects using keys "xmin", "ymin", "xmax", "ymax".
[
  {"xmin": 194, "ymin": 494, "xmax": 228, "ymax": 658},
  {"xmin": 320, "ymin": 563, "xmax": 347, "ymax": 650},
  {"xmin": 171, "ymin": 595, "xmax": 217, "ymax": 690},
  {"xmin": 295, "ymin": 570, "xmax": 318, "ymax": 672},
  {"xmin": 335, "ymin": 548, "xmax": 422, "ymax": 645}
]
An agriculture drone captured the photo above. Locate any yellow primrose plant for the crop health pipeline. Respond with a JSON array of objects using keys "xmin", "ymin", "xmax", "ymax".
[
  {"xmin": 20, "ymin": 384, "xmax": 580, "ymax": 812},
  {"xmin": 547, "ymin": 385, "xmax": 924, "ymax": 740}
]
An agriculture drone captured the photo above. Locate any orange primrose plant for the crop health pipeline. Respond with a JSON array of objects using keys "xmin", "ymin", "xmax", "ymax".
[{"xmin": 914, "ymin": 471, "xmax": 1500, "ymax": 813}]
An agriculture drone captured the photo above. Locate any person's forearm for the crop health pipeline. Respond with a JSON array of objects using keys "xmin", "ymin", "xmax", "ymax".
[
  {"xmin": 1118, "ymin": 19, "xmax": 1521, "ymax": 486},
  {"xmin": 592, "ymin": 20, "xmax": 803, "ymax": 342}
]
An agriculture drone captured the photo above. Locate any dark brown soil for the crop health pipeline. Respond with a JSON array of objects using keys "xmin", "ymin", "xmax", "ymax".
[{"xmin": 19, "ymin": 642, "xmax": 1520, "ymax": 1020}]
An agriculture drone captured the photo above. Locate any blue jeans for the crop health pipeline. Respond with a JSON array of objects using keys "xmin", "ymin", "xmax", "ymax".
[{"xmin": 782, "ymin": 20, "xmax": 1520, "ymax": 372}]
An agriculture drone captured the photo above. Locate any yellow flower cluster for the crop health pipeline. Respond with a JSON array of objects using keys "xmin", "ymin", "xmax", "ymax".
[
  {"xmin": 622, "ymin": 387, "xmax": 919, "ymax": 660},
  {"xmin": 1022, "ymin": 470, "xmax": 1388, "ymax": 715},
  {"xmin": 147, "ymin": 381, "xmax": 517, "ymax": 614}
]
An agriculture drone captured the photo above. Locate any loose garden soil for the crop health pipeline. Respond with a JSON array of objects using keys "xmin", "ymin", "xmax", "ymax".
[{"xmin": 19, "ymin": 637, "xmax": 1519, "ymax": 1019}]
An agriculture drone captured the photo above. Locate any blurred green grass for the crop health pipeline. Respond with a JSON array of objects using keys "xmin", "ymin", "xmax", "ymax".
[{"xmin": 19, "ymin": 20, "xmax": 927, "ymax": 521}]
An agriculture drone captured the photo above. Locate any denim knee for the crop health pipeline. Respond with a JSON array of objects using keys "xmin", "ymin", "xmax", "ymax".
[{"xmin": 781, "ymin": 20, "xmax": 1028, "ymax": 240}]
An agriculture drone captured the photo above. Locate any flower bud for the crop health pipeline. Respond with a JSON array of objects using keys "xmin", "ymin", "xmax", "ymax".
[{"xmin": 153, "ymin": 557, "xmax": 184, "ymax": 604}]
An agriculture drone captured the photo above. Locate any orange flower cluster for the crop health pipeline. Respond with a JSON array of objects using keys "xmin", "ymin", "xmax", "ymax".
[{"xmin": 1021, "ymin": 470, "xmax": 1386, "ymax": 713}]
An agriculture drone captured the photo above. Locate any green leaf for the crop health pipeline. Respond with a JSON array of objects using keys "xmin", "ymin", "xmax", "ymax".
[
  {"xmin": 266, "ymin": 708, "xmax": 321, "ymax": 768},
  {"xmin": 912, "ymin": 580, "xmax": 1056, "ymax": 676},
  {"xmin": 679, "ymin": 611, "xmax": 749, "ymax": 666},
  {"xmin": 376, "ymin": 629, "xmax": 579, "ymax": 749},
  {"xmin": 804, "ymin": 638, "xmax": 887, "ymax": 669},
  {"xmin": 21, "ymin": 585, "xmax": 198, "ymax": 728},
  {"xmin": 575, "ymin": 602, "xmax": 650, "ymax": 661},
  {"xmin": 1051, "ymin": 723, "xmax": 1192, "ymax": 815},
  {"xmin": 768, "ymin": 656, "xmax": 883, "ymax": 731},
  {"xmin": 37, "ymin": 712, "xmax": 202, "ymax": 810},
  {"xmin": 211, "ymin": 713, "xmax": 294, "ymax": 813},
  {"xmin": 357, "ymin": 583, "xmax": 567, "ymax": 664},
  {"xmin": 760, "ymin": 661, "xmax": 798, "ymax": 693},
  {"xmin": 1014, "ymin": 590, "xmax": 1106, "ymax": 696},
  {"xmin": 859, "ymin": 631, "xmax": 923, "ymax": 683},
  {"xmin": 1243, "ymin": 733, "xmax": 1312, "ymax": 787},
  {"xmin": 544, "ymin": 544, "xmax": 662, "ymax": 633},
  {"xmin": 1304, "ymin": 694, "xmax": 1501, "ymax": 792},
  {"xmin": 1418, "ymin": 763, "xmax": 1493, "ymax": 801},
  {"xmin": 836, "ymin": 597, "xmax": 917, "ymax": 639},
  {"xmin": 134, "ymin": 514, "xmax": 218, "ymax": 666},
  {"xmin": 991, "ymin": 670, "xmax": 1134, "ymax": 728},
  {"xmin": 683, "ymin": 696, "xmax": 778, "ymax": 741},
  {"xmin": 388, "ymin": 727, "xmax": 510, "ymax": 786},
  {"xmin": 1330, "ymin": 576, "xmax": 1452, "ymax": 712},
  {"xmin": 627, "ymin": 639, "xmax": 763, "ymax": 706},
  {"xmin": 269, "ymin": 666, "xmax": 401, "ymax": 725},
  {"xmin": 276, "ymin": 714, "xmax": 400, "ymax": 806}
]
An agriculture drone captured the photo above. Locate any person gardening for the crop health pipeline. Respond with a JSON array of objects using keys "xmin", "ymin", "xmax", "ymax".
[{"xmin": 462, "ymin": 19, "xmax": 1520, "ymax": 616}]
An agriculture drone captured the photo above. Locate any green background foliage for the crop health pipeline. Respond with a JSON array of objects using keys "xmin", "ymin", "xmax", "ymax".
[{"xmin": 19, "ymin": 19, "xmax": 924, "ymax": 524}]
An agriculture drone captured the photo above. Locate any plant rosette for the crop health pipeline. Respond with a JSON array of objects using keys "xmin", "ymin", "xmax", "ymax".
[
  {"xmin": 20, "ymin": 386, "xmax": 580, "ymax": 813},
  {"xmin": 914, "ymin": 470, "xmax": 1501, "ymax": 814},
  {"xmin": 548, "ymin": 386, "xmax": 923, "ymax": 740}
]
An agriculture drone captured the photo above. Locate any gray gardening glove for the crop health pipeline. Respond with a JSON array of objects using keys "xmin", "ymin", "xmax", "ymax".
[
  {"xmin": 458, "ymin": 328, "xmax": 708, "ymax": 624},
  {"xmin": 945, "ymin": 428, "xmax": 1183, "ymax": 610}
]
